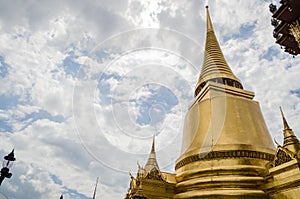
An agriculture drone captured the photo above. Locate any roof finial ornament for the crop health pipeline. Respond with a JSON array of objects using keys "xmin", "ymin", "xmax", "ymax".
[
  {"xmin": 129, "ymin": 172, "xmax": 134, "ymax": 178},
  {"xmin": 137, "ymin": 161, "xmax": 141, "ymax": 169},
  {"xmin": 274, "ymin": 137, "xmax": 281, "ymax": 147}
]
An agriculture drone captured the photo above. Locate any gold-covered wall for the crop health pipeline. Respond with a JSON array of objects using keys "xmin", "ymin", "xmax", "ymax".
[
  {"xmin": 266, "ymin": 159, "xmax": 300, "ymax": 199},
  {"xmin": 179, "ymin": 82, "xmax": 275, "ymax": 157}
]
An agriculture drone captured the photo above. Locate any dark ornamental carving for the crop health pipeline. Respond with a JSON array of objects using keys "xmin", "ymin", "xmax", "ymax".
[
  {"xmin": 145, "ymin": 168, "xmax": 164, "ymax": 181},
  {"xmin": 176, "ymin": 150, "xmax": 275, "ymax": 170},
  {"xmin": 274, "ymin": 148, "xmax": 294, "ymax": 167}
]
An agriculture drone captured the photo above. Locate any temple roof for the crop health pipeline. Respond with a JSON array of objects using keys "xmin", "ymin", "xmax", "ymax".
[{"xmin": 195, "ymin": 6, "xmax": 243, "ymax": 96}]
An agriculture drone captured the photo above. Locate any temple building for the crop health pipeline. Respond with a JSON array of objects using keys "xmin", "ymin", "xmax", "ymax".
[
  {"xmin": 124, "ymin": 136, "xmax": 176, "ymax": 199},
  {"xmin": 125, "ymin": 6, "xmax": 300, "ymax": 199}
]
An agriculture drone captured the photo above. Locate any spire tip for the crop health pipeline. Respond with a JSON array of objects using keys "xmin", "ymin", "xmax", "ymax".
[
  {"xmin": 280, "ymin": 107, "xmax": 290, "ymax": 130},
  {"xmin": 151, "ymin": 134, "xmax": 155, "ymax": 152}
]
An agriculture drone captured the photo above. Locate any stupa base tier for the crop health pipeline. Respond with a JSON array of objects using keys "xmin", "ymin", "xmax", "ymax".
[
  {"xmin": 174, "ymin": 189, "xmax": 266, "ymax": 199},
  {"xmin": 175, "ymin": 152, "xmax": 273, "ymax": 199}
]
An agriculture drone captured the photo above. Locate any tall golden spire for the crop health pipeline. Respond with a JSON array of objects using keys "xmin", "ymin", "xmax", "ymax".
[
  {"xmin": 195, "ymin": 6, "xmax": 243, "ymax": 96},
  {"xmin": 280, "ymin": 107, "xmax": 300, "ymax": 154},
  {"xmin": 144, "ymin": 135, "xmax": 160, "ymax": 172},
  {"xmin": 175, "ymin": 6, "xmax": 275, "ymax": 199}
]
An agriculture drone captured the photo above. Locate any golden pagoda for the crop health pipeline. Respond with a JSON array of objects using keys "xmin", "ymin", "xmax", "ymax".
[
  {"xmin": 175, "ymin": 6, "xmax": 275, "ymax": 199},
  {"xmin": 125, "ymin": 6, "xmax": 300, "ymax": 199}
]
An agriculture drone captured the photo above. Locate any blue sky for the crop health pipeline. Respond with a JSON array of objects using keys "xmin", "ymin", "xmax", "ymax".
[{"xmin": 0, "ymin": 0, "xmax": 300, "ymax": 199}]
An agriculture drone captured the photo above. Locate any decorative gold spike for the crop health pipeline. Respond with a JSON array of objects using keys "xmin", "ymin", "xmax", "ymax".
[{"xmin": 280, "ymin": 106, "xmax": 291, "ymax": 130}]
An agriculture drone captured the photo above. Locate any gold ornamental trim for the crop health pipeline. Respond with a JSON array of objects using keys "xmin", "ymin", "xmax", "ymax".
[
  {"xmin": 289, "ymin": 17, "xmax": 300, "ymax": 48},
  {"xmin": 175, "ymin": 150, "xmax": 275, "ymax": 170}
]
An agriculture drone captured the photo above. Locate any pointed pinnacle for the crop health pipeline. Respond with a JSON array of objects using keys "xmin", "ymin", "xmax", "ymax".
[
  {"xmin": 151, "ymin": 134, "xmax": 155, "ymax": 153},
  {"xmin": 144, "ymin": 134, "xmax": 160, "ymax": 173},
  {"xmin": 205, "ymin": 6, "xmax": 213, "ymax": 32},
  {"xmin": 280, "ymin": 107, "xmax": 290, "ymax": 130},
  {"xmin": 194, "ymin": 5, "xmax": 243, "ymax": 96}
]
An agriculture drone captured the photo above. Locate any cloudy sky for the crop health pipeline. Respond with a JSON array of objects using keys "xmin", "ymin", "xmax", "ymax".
[{"xmin": 0, "ymin": 0, "xmax": 299, "ymax": 198}]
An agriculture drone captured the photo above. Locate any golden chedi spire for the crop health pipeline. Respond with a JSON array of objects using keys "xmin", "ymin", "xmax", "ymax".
[
  {"xmin": 144, "ymin": 135, "xmax": 160, "ymax": 173},
  {"xmin": 174, "ymin": 6, "xmax": 275, "ymax": 199},
  {"xmin": 135, "ymin": 135, "xmax": 164, "ymax": 182},
  {"xmin": 195, "ymin": 6, "xmax": 243, "ymax": 97},
  {"xmin": 280, "ymin": 107, "xmax": 300, "ymax": 154}
]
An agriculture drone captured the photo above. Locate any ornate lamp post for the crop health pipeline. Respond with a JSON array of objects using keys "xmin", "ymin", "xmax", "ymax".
[{"xmin": 0, "ymin": 150, "xmax": 16, "ymax": 186}]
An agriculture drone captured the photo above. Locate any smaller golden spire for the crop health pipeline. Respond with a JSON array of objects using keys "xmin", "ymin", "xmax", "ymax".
[
  {"xmin": 280, "ymin": 107, "xmax": 291, "ymax": 130},
  {"xmin": 279, "ymin": 107, "xmax": 300, "ymax": 155},
  {"xmin": 144, "ymin": 135, "xmax": 160, "ymax": 173}
]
